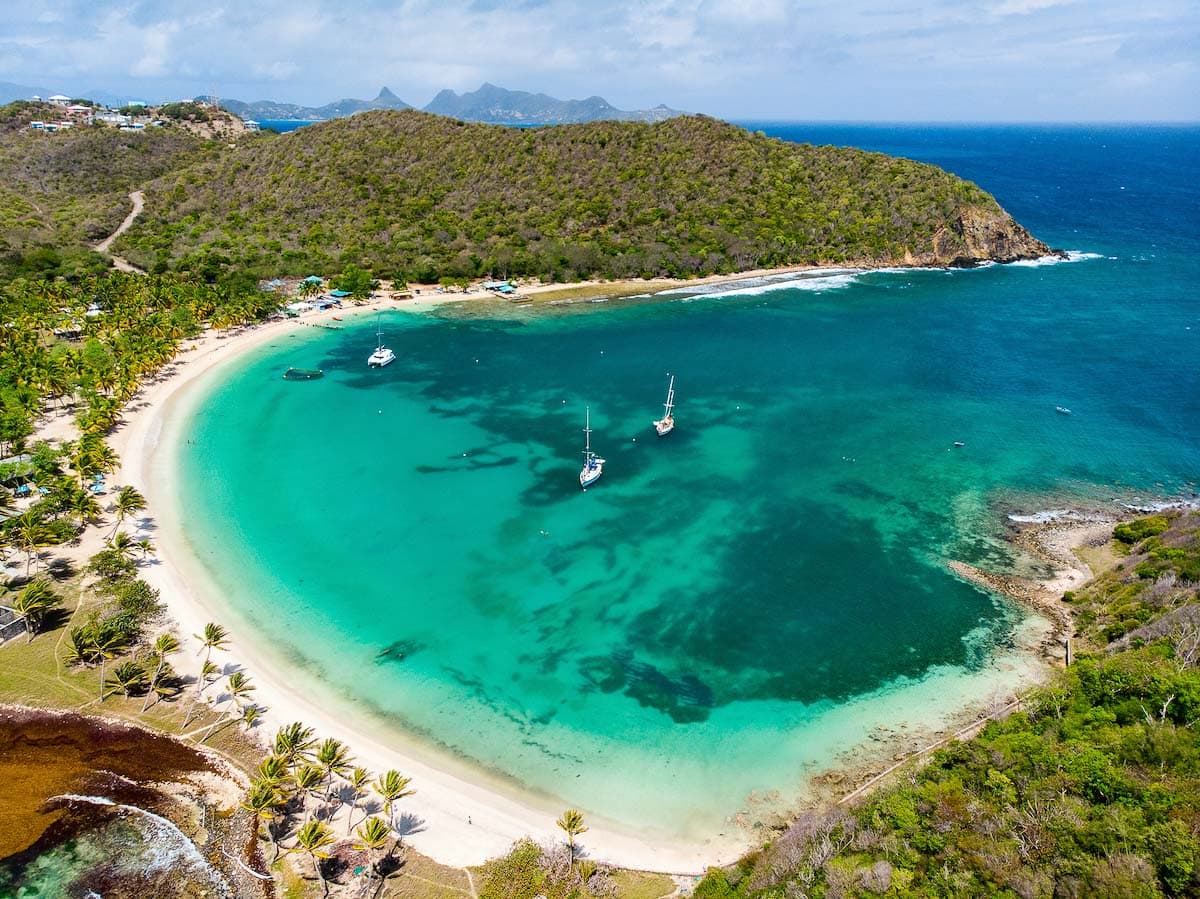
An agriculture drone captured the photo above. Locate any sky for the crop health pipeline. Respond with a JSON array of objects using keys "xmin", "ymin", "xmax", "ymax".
[{"xmin": 1, "ymin": 0, "xmax": 1197, "ymax": 120}]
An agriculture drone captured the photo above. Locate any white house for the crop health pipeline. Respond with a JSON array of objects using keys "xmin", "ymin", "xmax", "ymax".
[{"xmin": 48, "ymin": 94, "xmax": 70, "ymax": 106}]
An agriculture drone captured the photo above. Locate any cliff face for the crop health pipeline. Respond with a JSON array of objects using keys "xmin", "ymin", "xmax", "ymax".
[{"xmin": 916, "ymin": 206, "xmax": 1060, "ymax": 267}]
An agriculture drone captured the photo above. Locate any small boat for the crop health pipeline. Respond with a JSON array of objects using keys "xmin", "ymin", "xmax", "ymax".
[
  {"xmin": 1055, "ymin": 406, "xmax": 1072, "ymax": 415},
  {"xmin": 579, "ymin": 406, "xmax": 605, "ymax": 489},
  {"xmin": 283, "ymin": 368, "xmax": 324, "ymax": 380},
  {"xmin": 953, "ymin": 441, "xmax": 965, "ymax": 447},
  {"xmin": 368, "ymin": 317, "xmax": 396, "ymax": 368},
  {"xmin": 653, "ymin": 374, "xmax": 676, "ymax": 437}
]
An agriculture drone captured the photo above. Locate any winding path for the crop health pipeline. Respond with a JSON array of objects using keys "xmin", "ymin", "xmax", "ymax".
[{"xmin": 93, "ymin": 190, "xmax": 146, "ymax": 273}]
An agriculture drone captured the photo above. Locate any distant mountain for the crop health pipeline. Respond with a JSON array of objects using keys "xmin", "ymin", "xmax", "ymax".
[
  {"xmin": 0, "ymin": 80, "xmax": 51, "ymax": 104},
  {"xmin": 213, "ymin": 83, "xmax": 681, "ymax": 125},
  {"xmin": 214, "ymin": 87, "xmax": 411, "ymax": 122},
  {"xmin": 422, "ymin": 83, "xmax": 681, "ymax": 124}
]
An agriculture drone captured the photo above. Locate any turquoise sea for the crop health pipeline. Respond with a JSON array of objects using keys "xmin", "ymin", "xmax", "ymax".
[{"xmin": 177, "ymin": 125, "xmax": 1199, "ymax": 840}]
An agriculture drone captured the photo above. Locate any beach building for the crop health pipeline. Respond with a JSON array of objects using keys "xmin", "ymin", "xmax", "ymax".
[{"xmin": 244, "ymin": 119, "xmax": 260, "ymax": 131}]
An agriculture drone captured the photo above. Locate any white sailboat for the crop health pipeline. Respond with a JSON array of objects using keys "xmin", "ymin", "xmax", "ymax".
[
  {"xmin": 653, "ymin": 374, "xmax": 676, "ymax": 436},
  {"xmin": 579, "ymin": 406, "xmax": 605, "ymax": 488},
  {"xmin": 367, "ymin": 316, "xmax": 396, "ymax": 368}
]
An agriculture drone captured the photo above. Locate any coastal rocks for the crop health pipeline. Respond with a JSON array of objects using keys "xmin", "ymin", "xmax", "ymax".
[
  {"xmin": 0, "ymin": 706, "xmax": 261, "ymax": 898},
  {"xmin": 922, "ymin": 206, "xmax": 1063, "ymax": 266}
]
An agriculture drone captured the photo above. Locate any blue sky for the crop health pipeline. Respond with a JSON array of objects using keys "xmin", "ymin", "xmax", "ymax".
[{"xmin": 2, "ymin": 0, "xmax": 1197, "ymax": 120}]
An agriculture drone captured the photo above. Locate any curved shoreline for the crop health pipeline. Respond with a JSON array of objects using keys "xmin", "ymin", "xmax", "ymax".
[
  {"xmin": 113, "ymin": 301, "xmax": 750, "ymax": 871},
  {"xmin": 103, "ymin": 270, "xmax": 1101, "ymax": 872}
]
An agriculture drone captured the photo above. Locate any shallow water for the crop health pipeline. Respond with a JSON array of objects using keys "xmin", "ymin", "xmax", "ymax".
[{"xmin": 177, "ymin": 124, "xmax": 1200, "ymax": 838}]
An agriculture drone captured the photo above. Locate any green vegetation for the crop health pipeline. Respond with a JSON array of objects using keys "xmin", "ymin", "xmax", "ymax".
[
  {"xmin": 1116, "ymin": 515, "xmax": 1172, "ymax": 545},
  {"xmin": 117, "ymin": 110, "xmax": 1044, "ymax": 282},
  {"xmin": 696, "ymin": 512, "xmax": 1200, "ymax": 898},
  {"xmin": 0, "ymin": 103, "xmax": 215, "ymax": 279},
  {"xmin": 476, "ymin": 838, "xmax": 618, "ymax": 899}
]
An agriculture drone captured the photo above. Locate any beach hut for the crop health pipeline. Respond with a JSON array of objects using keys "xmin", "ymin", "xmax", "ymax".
[
  {"xmin": 302, "ymin": 275, "xmax": 323, "ymax": 285},
  {"xmin": 328, "ymin": 289, "xmax": 351, "ymax": 299},
  {"xmin": 262, "ymin": 278, "xmax": 286, "ymax": 291}
]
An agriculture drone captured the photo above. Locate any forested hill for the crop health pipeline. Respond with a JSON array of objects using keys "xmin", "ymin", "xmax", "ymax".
[
  {"xmin": 117, "ymin": 111, "xmax": 1051, "ymax": 283},
  {"xmin": 0, "ymin": 102, "xmax": 212, "ymax": 279}
]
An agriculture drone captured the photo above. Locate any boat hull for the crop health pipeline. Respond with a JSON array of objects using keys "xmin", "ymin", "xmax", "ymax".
[
  {"xmin": 654, "ymin": 417, "xmax": 674, "ymax": 436},
  {"xmin": 579, "ymin": 462, "xmax": 604, "ymax": 488}
]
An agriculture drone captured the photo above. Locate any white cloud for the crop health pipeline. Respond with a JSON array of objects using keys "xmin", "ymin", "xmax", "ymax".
[
  {"xmin": 989, "ymin": 0, "xmax": 1075, "ymax": 16},
  {"xmin": 0, "ymin": 0, "xmax": 1195, "ymax": 120}
]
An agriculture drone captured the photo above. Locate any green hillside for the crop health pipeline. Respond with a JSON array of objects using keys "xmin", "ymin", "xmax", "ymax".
[
  {"xmin": 0, "ymin": 102, "xmax": 213, "ymax": 278},
  {"xmin": 117, "ymin": 110, "xmax": 1050, "ymax": 282}
]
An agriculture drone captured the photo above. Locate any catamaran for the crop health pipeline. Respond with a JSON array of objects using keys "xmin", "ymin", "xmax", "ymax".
[
  {"xmin": 653, "ymin": 374, "xmax": 676, "ymax": 436},
  {"xmin": 367, "ymin": 317, "xmax": 396, "ymax": 368},
  {"xmin": 579, "ymin": 406, "xmax": 605, "ymax": 488}
]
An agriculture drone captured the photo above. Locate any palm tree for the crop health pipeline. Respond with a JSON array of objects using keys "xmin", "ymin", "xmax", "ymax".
[
  {"xmin": 255, "ymin": 754, "xmax": 292, "ymax": 787},
  {"xmin": 107, "ymin": 530, "xmax": 138, "ymax": 563},
  {"xmin": 66, "ymin": 488, "xmax": 102, "ymax": 527},
  {"xmin": 291, "ymin": 819, "xmax": 336, "ymax": 896},
  {"xmin": 110, "ymin": 485, "xmax": 146, "ymax": 537},
  {"xmin": 293, "ymin": 763, "xmax": 325, "ymax": 817},
  {"xmin": 372, "ymin": 770, "xmax": 415, "ymax": 835},
  {"xmin": 315, "ymin": 737, "xmax": 353, "ymax": 802},
  {"xmin": 556, "ymin": 808, "xmax": 588, "ymax": 855},
  {"xmin": 241, "ymin": 704, "xmax": 261, "ymax": 730},
  {"xmin": 345, "ymin": 766, "xmax": 372, "ymax": 834},
  {"xmin": 107, "ymin": 660, "xmax": 148, "ymax": 697},
  {"xmin": 10, "ymin": 580, "xmax": 62, "ymax": 641},
  {"xmin": 181, "ymin": 659, "xmax": 220, "ymax": 729},
  {"xmin": 136, "ymin": 537, "xmax": 154, "ymax": 559},
  {"xmin": 10, "ymin": 509, "xmax": 56, "ymax": 575},
  {"xmin": 274, "ymin": 722, "xmax": 317, "ymax": 769},
  {"xmin": 200, "ymin": 671, "xmax": 255, "ymax": 743},
  {"xmin": 195, "ymin": 621, "xmax": 229, "ymax": 667},
  {"xmin": 353, "ymin": 816, "xmax": 393, "ymax": 898},
  {"xmin": 141, "ymin": 633, "xmax": 180, "ymax": 711},
  {"xmin": 242, "ymin": 780, "xmax": 286, "ymax": 860},
  {"xmin": 93, "ymin": 628, "xmax": 130, "ymax": 700}
]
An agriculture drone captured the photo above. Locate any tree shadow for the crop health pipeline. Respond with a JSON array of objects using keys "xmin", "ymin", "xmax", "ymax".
[{"xmin": 395, "ymin": 812, "xmax": 426, "ymax": 838}]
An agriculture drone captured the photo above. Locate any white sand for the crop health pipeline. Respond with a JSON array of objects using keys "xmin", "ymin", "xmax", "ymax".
[{"xmin": 108, "ymin": 299, "xmax": 745, "ymax": 873}]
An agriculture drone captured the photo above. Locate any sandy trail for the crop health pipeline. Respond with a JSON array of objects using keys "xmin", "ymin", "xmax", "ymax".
[{"xmin": 93, "ymin": 190, "xmax": 145, "ymax": 273}]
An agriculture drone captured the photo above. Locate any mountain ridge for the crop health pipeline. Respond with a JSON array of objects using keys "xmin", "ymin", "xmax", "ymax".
[{"xmin": 215, "ymin": 83, "xmax": 682, "ymax": 125}]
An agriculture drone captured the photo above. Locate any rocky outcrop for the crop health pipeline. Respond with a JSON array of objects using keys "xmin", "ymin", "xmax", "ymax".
[{"xmin": 917, "ymin": 207, "xmax": 1063, "ymax": 267}]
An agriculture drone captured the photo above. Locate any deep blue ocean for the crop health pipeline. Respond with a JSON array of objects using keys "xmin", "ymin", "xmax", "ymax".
[{"xmin": 174, "ymin": 122, "xmax": 1200, "ymax": 842}]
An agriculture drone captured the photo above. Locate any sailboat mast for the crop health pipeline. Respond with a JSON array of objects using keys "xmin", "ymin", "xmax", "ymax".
[
  {"xmin": 583, "ymin": 406, "xmax": 592, "ymax": 460},
  {"xmin": 664, "ymin": 375, "xmax": 675, "ymax": 416}
]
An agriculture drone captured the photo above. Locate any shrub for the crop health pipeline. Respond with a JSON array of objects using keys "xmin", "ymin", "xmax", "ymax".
[{"xmin": 1114, "ymin": 516, "xmax": 1170, "ymax": 545}]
